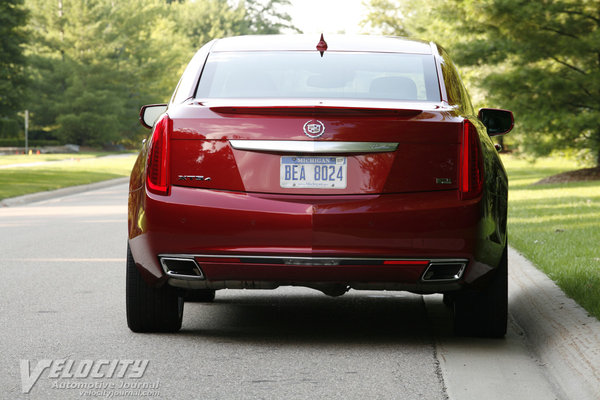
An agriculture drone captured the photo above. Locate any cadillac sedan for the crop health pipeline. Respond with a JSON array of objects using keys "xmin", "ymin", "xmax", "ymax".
[{"xmin": 127, "ymin": 34, "xmax": 513, "ymax": 337}]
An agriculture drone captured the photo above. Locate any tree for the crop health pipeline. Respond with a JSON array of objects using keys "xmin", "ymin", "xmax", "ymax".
[
  {"xmin": 0, "ymin": 0, "xmax": 28, "ymax": 137},
  {"xmin": 363, "ymin": 0, "xmax": 407, "ymax": 36},
  {"xmin": 366, "ymin": 0, "xmax": 600, "ymax": 166},
  {"xmin": 172, "ymin": 0, "xmax": 297, "ymax": 51},
  {"xmin": 25, "ymin": 0, "xmax": 189, "ymax": 146},
  {"xmin": 241, "ymin": 0, "xmax": 297, "ymax": 34},
  {"xmin": 172, "ymin": 0, "xmax": 248, "ymax": 50},
  {"xmin": 24, "ymin": 0, "xmax": 296, "ymax": 147}
]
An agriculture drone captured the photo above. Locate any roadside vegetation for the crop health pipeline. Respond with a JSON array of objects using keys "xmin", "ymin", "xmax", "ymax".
[
  {"xmin": 0, "ymin": 0, "xmax": 295, "ymax": 147},
  {"xmin": 366, "ymin": 0, "xmax": 600, "ymax": 167},
  {"xmin": 0, "ymin": 152, "xmax": 121, "ymax": 166},
  {"xmin": 0, "ymin": 154, "xmax": 136, "ymax": 200},
  {"xmin": 503, "ymin": 155, "xmax": 600, "ymax": 320}
]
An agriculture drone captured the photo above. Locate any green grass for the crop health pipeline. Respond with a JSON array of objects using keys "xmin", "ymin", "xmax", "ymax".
[
  {"xmin": 503, "ymin": 155, "xmax": 600, "ymax": 319},
  {"xmin": 0, "ymin": 152, "xmax": 117, "ymax": 166},
  {"xmin": 0, "ymin": 154, "xmax": 136, "ymax": 200}
]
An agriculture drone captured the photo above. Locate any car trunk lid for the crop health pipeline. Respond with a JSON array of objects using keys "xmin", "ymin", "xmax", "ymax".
[{"xmin": 168, "ymin": 101, "xmax": 462, "ymax": 195}]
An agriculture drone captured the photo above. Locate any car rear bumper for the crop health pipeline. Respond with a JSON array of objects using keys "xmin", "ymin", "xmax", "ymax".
[
  {"xmin": 157, "ymin": 253, "xmax": 469, "ymax": 293},
  {"xmin": 128, "ymin": 185, "xmax": 494, "ymax": 292}
]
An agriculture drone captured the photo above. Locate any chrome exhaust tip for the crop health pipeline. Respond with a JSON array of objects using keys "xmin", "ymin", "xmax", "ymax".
[
  {"xmin": 421, "ymin": 262, "xmax": 466, "ymax": 282},
  {"xmin": 160, "ymin": 257, "xmax": 204, "ymax": 280}
]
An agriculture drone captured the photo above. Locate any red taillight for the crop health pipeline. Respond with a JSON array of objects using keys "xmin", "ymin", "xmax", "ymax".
[
  {"xmin": 146, "ymin": 115, "xmax": 171, "ymax": 195},
  {"xmin": 383, "ymin": 260, "xmax": 430, "ymax": 265},
  {"xmin": 459, "ymin": 119, "xmax": 484, "ymax": 200}
]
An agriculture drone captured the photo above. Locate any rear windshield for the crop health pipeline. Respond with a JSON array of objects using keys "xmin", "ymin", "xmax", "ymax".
[{"xmin": 196, "ymin": 51, "xmax": 441, "ymax": 102}]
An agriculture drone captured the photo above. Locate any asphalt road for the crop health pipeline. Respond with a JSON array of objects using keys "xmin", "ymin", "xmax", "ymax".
[{"xmin": 0, "ymin": 183, "xmax": 564, "ymax": 399}]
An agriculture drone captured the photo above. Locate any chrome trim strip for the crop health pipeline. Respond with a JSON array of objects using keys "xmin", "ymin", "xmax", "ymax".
[
  {"xmin": 164, "ymin": 271, "xmax": 204, "ymax": 280},
  {"xmin": 161, "ymin": 254, "xmax": 467, "ymax": 264},
  {"xmin": 229, "ymin": 140, "xmax": 398, "ymax": 154},
  {"xmin": 194, "ymin": 254, "xmax": 433, "ymax": 263}
]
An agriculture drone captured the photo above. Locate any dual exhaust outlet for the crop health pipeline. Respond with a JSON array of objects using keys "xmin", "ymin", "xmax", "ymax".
[
  {"xmin": 160, "ymin": 257, "xmax": 204, "ymax": 280},
  {"xmin": 159, "ymin": 256, "xmax": 467, "ymax": 283}
]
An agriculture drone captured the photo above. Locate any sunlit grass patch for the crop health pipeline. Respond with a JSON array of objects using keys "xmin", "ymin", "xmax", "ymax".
[
  {"xmin": 503, "ymin": 154, "xmax": 600, "ymax": 319},
  {"xmin": 0, "ymin": 152, "xmax": 113, "ymax": 166},
  {"xmin": 0, "ymin": 155, "xmax": 136, "ymax": 200}
]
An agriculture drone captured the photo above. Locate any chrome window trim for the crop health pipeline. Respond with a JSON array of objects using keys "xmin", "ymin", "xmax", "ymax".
[{"xmin": 229, "ymin": 140, "xmax": 398, "ymax": 154}]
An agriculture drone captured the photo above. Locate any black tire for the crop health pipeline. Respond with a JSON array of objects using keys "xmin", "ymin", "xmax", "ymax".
[
  {"xmin": 184, "ymin": 289, "xmax": 216, "ymax": 303},
  {"xmin": 442, "ymin": 293, "xmax": 454, "ymax": 308},
  {"xmin": 453, "ymin": 246, "xmax": 508, "ymax": 338},
  {"xmin": 126, "ymin": 245, "xmax": 183, "ymax": 333}
]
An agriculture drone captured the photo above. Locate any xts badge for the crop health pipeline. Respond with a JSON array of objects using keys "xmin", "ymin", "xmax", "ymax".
[{"xmin": 177, "ymin": 175, "xmax": 211, "ymax": 181}]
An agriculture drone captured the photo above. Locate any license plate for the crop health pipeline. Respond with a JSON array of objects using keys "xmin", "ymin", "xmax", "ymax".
[{"xmin": 280, "ymin": 156, "xmax": 347, "ymax": 189}]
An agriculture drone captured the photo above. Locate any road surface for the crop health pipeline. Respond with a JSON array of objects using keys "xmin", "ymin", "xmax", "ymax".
[{"xmin": 0, "ymin": 183, "xmax": 563, "ymax": 399}]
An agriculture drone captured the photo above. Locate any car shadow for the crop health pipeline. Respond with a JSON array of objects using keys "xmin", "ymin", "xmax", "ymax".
[{"xmin": 178, "ymin": 289, "xmax": 447, "ymax": 346}]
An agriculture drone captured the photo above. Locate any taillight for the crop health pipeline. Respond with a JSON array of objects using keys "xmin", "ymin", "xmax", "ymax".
[
  {"xmin": 459, "ymin": 119, "xmax": 484, "ymax": 200},
  {"xmin": 146, "ymin": 115, "xmax": 171, "ymax": 195}
]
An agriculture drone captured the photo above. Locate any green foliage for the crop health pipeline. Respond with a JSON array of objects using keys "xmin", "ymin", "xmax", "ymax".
[
  {"xmin": 366, "ymin": 0, "xmax": 600, "ymax": 165},
  {"xmin": 242, "ymin": 0, "xmax": 297, "ymax": 34},
  {"xmin": 363, "ymin": 0, "xmax": 407, "ymax": 35},
  {"xmin": 25, "ymin": 0, "xmax": 185, "ymax": 146},
  {"xmin": 0, "ymin": 0, "xmax": 28, "ymax": 121},
  {"xmin": 173, "ymin": 0, "xmax": 248, "ymax": 51},
  {"xmin": 0, "ymin": 117, "xmax": 21, "ymax": 139},
  {"xmin": 172, "ymin": 0, "xmax": 296, "ymax": 52},
  {"xmin": 0, "ymin": 138, "xmax": 58, "ymax": 147},
  {"xmin": 21, "ymin": 0, "xmax": 295, "ymax": 147}
]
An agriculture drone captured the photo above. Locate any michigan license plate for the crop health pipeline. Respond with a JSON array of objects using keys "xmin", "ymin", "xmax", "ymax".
[{"xmin": 280, "ymin": 156, "xmax": 347, "ymax": 189}]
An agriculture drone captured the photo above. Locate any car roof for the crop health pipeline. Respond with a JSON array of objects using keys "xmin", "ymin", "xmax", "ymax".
[{"xmin": 210, "ymin": 34, "xmax": 435, "ymax": 55}]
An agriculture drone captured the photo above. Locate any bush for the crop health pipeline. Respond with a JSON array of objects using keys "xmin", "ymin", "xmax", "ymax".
[
  {"xmin": 0, "ymin": 117, "xmax": 20, "ymax": 138},
  {"xmin": 0, "ymin": 138, "xmax": 60, "ymax": 147}
]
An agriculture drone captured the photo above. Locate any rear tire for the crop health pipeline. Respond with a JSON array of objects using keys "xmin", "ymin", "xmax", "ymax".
[
  {"xmin": 453, "ymin": 246, "xmax": 508, "ymax": 338},
  {"xmin": 442, "ymin": 293, "xmax": 454, "ymax": 308},
  {"xmin": 184, "ymin": 289, "xmax": 216, "ymax": 302},
  {"xmin": 126, "ymin": 245, "xmax": 183, "ymax": 333}
]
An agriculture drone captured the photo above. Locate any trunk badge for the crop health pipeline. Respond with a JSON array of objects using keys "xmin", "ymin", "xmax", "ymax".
[
  {"xmin": 303, "ymin": 120, "xmax": 325, "ymax": 138},
  {"xmin": 178, "ymin": 175, "xmax": 211, "ymax": 182}
]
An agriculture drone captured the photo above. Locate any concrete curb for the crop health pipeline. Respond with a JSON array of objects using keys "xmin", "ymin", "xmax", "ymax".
[
  {"xmin": 0, "ymin": 177, "xmax": 129, "ymax": 207},
  {"xmin": 508, "ymin": 247, "xmax": 600, "ymax": 400}
]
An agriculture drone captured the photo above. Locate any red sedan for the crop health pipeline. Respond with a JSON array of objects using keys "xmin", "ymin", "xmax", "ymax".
[{"xmin": 127, "ymin": 35, "xmax": 513, "ymax": 337}]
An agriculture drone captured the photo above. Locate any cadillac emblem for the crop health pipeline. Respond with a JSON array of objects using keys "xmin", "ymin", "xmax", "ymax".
[{"xmin": 303, "ymin": 120, "xmax": 325, "ymax": 138}]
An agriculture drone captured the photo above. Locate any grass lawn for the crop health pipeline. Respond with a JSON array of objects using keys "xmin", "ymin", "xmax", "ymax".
[
  {"xmin": 0, "ymin": 154, "xmax": 136, "ymax": 200},
  {"xmin": 502, "ymin": 154, "xmax": 600, "ymax": 320},
  {"xmin": 0, "ymin": 152, "xmax": 116, "ymax": 166}
]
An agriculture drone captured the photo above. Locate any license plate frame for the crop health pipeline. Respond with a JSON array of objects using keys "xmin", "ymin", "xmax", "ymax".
[{"xmin": 280, "ymin": 156, "xmax": 347, "ymax": 189}]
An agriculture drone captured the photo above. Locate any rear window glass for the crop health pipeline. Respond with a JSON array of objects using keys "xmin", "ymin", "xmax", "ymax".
[{"xmin": 196, "ymin": 51, "xmax": 440, "ymax": 102}]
